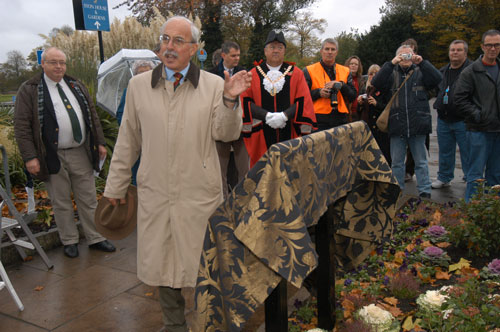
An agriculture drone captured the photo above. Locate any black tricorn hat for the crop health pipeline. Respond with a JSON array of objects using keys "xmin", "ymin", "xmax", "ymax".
[{"xmin": 264, "ymin": 30, "xmax": 286, "ymax": 48}]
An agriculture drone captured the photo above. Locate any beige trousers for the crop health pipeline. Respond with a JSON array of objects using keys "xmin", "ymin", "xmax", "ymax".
[{"xmin": 45, "ymin": 145, "xmax": 105, "ymax": 245}]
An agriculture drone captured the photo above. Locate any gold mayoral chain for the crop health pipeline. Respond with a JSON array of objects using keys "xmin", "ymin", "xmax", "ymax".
[{"xmin": 257, "ymin": 65, "xmax": 292, "ymax": 96}]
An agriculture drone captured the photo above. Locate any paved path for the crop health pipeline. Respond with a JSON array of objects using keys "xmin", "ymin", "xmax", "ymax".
[
  {"xmin": 0, "ymin": 100, "xmax": 467, "ymax": 331},
  {"xmin": 401, "ymin": 98, "xmax": 467, "ymax": 204}
]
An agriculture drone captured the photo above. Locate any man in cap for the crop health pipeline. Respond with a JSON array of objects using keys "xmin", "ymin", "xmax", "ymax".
[
  {"xmin": 102, "ymin": 16, "xmax": 252, "ymax": 332},
  {"xmin": 303, "ymin": 38, "xmax": 357, "ymax": 130},
  {"xmin": 241, "ymin": 30, "xmax": 316, "ymax": 167}
]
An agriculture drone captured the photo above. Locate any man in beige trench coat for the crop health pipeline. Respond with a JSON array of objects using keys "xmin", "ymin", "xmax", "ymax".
[{"xmin": 102, "ymin": 16, "xmax": 252, "ymax": 332}]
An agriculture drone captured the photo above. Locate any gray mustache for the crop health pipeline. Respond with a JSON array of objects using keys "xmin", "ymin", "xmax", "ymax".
[{"xmin": 163, "ymin": 50, "xmax": 179, "ymax": 58}]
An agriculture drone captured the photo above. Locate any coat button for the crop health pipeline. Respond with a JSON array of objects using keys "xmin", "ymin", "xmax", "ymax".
[
  {"xmin": 55, "ymin": 128, "xmax": 59, "ymax": 131},
  {"xmin": 54, "ymin": 141, "xmax": 58, "ymax": 145}
]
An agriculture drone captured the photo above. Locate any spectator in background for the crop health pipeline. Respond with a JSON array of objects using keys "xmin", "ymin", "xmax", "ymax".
[
  {"xmin": 210, "ymin": 41, "xmax": 249, "ymax": 198},
  {"xmin": 115, "ymin": 60, "xmax": 154, "ymax": 186},
  {"xmin": 371, "ymin": 44, "xmax": 442, "ymax": 198},
  {"xmin": 400, "ymin": 38, "xmax": 425, "ymax": 183},
  {"xmin": 431, "ymin": 40, "xmax": 471, "ymax": 189},
  {"xmin": 14, "ymin": 47, "xmax": 115, "ymax": 258},
  {"xmin": 345, "ymin": 55, "xmax": 365, "ymax": 121},
  {"xmin": 303, "ymin": 38, "xmax": 357, "ymax": 130},
  {"xmin": 211, "ymin": 48, "xmax": 222, "ymax": 70},
  {"xmin": 455, "ymin": 29, "xmax": 500, "ymax": 202},
  {"xmin": 357, "ymin": 64, "xmax": 391, "ymax": 164}
]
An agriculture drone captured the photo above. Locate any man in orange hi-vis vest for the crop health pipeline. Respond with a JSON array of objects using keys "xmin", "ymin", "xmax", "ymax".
[{"xmin": 303, "ymin": 38, "xmax": 357, "ymax": 131}]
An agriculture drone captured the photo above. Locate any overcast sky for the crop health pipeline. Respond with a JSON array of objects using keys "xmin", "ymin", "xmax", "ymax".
[{"xmin": 0, "ymin": 0, "xmax": 385, "ymax": 63}]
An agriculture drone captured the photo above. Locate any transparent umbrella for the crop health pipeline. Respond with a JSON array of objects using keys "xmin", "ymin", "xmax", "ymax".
[{"xmin": 96, "ymin": 49, "xmax": 160, "ymax": 116}]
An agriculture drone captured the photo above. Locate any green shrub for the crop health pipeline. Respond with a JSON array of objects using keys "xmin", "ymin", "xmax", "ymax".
[{"xmin": 448, "ymin": 183, "xmax": 500, "ymax": 258}]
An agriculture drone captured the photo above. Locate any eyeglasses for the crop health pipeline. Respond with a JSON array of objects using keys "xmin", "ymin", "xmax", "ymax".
[
  {"xmin": 159, "ymin": 34, "xmax": 195, "ymax": 47},
  {"xmin": 483, "ymin": 43, "xmax": 500, "ymax": 49},
  {"xmin": 45, "ymin": 60, "xmax": 66, "ymax": 66}
]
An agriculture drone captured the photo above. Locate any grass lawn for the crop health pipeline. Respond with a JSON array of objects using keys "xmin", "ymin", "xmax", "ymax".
[{"xmin": 0, "ymin": 94, "xmax": 15, "ymax": 103}]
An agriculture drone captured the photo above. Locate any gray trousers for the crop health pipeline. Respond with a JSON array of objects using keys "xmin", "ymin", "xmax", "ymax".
[
  {"xmin": 216, "ymin": 137, "xmax": 249, "ymax": 198},
  {"xmin": 45, "ymin": 145, "xmax": 105, "ymax": 245},
  {"xmin": 158, "ymin": 286, "xmax": 188, "ymax": 332}
]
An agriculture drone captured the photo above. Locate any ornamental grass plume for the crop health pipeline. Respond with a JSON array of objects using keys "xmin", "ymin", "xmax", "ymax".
[{"xmin": 357, "ymin": 304, "xmax": 399, "ymax": 332}]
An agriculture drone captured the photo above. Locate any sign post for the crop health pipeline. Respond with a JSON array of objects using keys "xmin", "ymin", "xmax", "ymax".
[
  {"xmin": 73, "ymin": 0, "xmax": 110, "ymax": 63},
  {"xmin": 196, "ymin": 48, "xmax": 207, "ymax": 69}
]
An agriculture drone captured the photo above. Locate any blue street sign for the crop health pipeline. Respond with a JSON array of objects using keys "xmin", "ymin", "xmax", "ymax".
[
  {"xmin": 82, "ymin": 0, "xmax": 110, "ymax": 31},
  {"xmin": 36, "ymin": 49, "xmax": 43, "ymax": 65},
  {"xmin": 197, "ymin": 49, "xmax": 207, "ymax": 62}
]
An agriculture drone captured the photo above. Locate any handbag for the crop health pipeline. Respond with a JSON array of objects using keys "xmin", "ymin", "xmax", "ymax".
[{"xmin": 376, "ymin": 70, "xmax": 414, "ymax": 133}]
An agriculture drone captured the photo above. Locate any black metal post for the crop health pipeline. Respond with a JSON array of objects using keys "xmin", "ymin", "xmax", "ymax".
[
  {"xmin": 316, "ymin": 206, "xmax": 335, "ymax": 330},
  {"xmin": 98, "ymin": 30, "xmax": 104, "ymax": 63},
  {"xmin": 265, "ymin": 279, "xmax": 288, "ymax": 331}
]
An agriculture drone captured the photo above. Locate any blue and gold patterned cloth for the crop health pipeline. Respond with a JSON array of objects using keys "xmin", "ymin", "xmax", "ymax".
[{"xmin": 194, "ymin": 121, "xmax": 401, "ymax": 331}]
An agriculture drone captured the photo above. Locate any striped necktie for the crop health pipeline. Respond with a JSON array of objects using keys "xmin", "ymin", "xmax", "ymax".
[
  {"xmin": 56, "ymin": 83, "xmax": 82, "ymax": 143},
  {"xmin": 173, "ymin": 72, "xmax": 183, "ymax": 91}
]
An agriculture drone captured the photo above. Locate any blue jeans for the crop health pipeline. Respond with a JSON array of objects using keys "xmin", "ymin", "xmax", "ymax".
[
  {"xmin": 465, "ymin": 131, "xmax": 500, "ymax": 202},
  {"xmin": 436, "ymin": 118, "xmax": 469, "ymax": 183},
  {"xmin": 391, "ymin": 135, "xmax": 431, "ymax": 195}
]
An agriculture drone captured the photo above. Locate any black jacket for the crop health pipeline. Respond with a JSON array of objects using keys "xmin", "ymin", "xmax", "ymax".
[
  {"xmin": 372, "ymin": 60, "xmax": 442, "ymax": 137},
  {"xmin": 433, "ymin": 58, "xmax": 472, "ymax": 122},
  {"xmin": 209, "ymin": 60, "xmax": 244, "ymax": 80},
  {"xmin": 454, "ymin": 55, "xmax": 500, "ymax": 132}
]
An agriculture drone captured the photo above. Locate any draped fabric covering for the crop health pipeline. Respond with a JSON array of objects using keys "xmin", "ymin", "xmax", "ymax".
[{"xmin": 194, "ymin": 121, "xmax": 401, "ymax": 331}]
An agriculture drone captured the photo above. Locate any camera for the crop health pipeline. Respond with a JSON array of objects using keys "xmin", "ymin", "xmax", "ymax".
[
  {"xmin": 401, "ymin": 53, "xmax": 412, "ymax": 60},
  {"xmin": 329, "ymin": 82, "xmax": 343, "ymax": 108},
  {"xmin": 360, "ymin": 93, "xmax": 367, "ymax": 100}
]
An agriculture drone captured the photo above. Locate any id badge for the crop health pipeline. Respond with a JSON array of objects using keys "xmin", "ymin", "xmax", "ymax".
[{"xmin": 443, "ymin": 95, "xmax": 448, "ymax": 104}]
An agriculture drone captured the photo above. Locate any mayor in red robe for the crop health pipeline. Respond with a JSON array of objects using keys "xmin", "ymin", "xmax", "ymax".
[{"xmin": 241, "ymin": 31, "xmax": 316, "ymax": 167}]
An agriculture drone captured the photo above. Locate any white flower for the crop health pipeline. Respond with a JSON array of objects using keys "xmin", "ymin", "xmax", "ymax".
[
  {"xmin": 357, "ymin": 304, "xmax": 398, "ymax": 332},
  {"xmin": 442, "ymin": 308, "xmax": 453, "ymax": 319},
  {"xmin": 417, "ymin": 290, "xmax": 449, "ymax": 311}
]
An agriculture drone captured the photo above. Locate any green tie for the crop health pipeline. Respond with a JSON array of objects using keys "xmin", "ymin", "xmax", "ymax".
[{"xmin": 56, "ymin": 83, "xmax": 82, "ymax": 143}]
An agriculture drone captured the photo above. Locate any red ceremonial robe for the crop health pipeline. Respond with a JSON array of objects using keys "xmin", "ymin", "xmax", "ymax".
[{"xmin": 241, "ymin": 63, "xmax": 316, "ymax": 167}]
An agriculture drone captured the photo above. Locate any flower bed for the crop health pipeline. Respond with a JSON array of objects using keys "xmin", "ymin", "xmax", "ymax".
[{"xmin": 289, "ymin": 184, "xmax": 500, "ymax": 332}]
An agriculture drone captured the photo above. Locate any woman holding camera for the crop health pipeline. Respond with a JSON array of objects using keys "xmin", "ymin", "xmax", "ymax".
[{"xmin": 357, "ymin": 64, "xmax": 391, "ymax": 164}]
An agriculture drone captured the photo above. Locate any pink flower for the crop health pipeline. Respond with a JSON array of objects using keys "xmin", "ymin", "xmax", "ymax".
[
  {"xmin": 487, "ymin": 259, "xmax": 500, "ymax": 275},
  {"xmin": 425, "ymin": 225, "xmax": 447, "ymax": 237},
  {"xmin": 424, "ymin": 246, "xmax": 444, "ymax": 257}
]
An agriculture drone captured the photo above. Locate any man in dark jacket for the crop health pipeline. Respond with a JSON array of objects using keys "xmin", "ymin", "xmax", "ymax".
[
  {"xmin": 14, "ymin": 47, "xmax": 115, "ymax": 258},
  {"xmin": 432, "ymin": 40, "xmax": 472, "ymax": 189},
  {"xmin": 372, "ymin": 44, "xmax": 442, "ymax": 198},
  {"xmin": 210, "ymin": 41, "xmax": 249, "ymax": 198},
  {"xmin": 455, "ymin": 29, "xmax": 500, "ymax": 202}
]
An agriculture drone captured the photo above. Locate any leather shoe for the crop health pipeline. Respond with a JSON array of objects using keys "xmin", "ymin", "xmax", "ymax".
[
  {"xmin": 63, "ymin": 244, "xmax": 79, "ymax": 258},
  {"xmin": 89, "ymin": 240, "xmax": 116, "ymax": 252}
]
